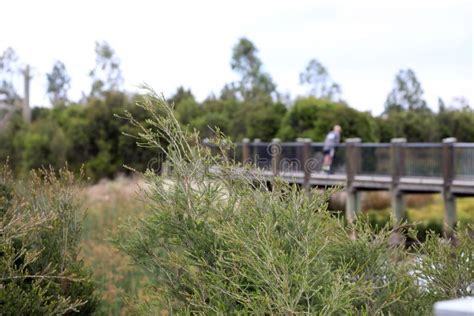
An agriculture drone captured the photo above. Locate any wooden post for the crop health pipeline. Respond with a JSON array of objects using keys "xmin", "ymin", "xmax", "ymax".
[
  {"xmin": 295, "ymin": 138, "xmax": 304, "ymax": 173},
  {"xmin": 253, "ymin": 138, "xmax": 261, "ymax": 168},
  {"xmin": 442, "ymin": 137, "xmax": 457, "ymax": 237},
  {"xmin": 271, "ymin": 138, "xmax": 281, "ymax": 176},
  {"xmin": 22, "ymin": 65, "xmax": 31, "ymax": 123},
  {"xmin": 302, "ymin": 138, "xmax": 311, "ymax": 191},
  {"xmin": 345, "ymin": 138, "xmax": 361, "ymax": 223},
  {"xmin": 242, "ymin": 138, "xmax": 250, "ymax": 165},
  {"xmin": 391, "ymin": 138, "xmax": 406, "ymax": 222}
]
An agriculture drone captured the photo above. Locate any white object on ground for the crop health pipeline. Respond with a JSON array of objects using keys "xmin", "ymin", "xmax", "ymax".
[{"xmin": 434, "ymin": 297, "xmax": 474, "ymax": 316}]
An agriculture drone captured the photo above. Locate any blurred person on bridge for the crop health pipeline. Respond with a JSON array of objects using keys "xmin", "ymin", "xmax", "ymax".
[{"xmin": 322, "ymin": 125, "xmax": 342, "ymax": 174}]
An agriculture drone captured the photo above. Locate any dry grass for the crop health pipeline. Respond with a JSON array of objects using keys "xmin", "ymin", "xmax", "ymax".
[
  {"xmin": 330, "ymin": 191, "xmax": 437, "ymax": 214},
  {"xmin": 362, "ymin": 192, "xmax": 474, "ymax": 228},
  {"xmin": 79, "ymin": 176, "xmax": 150, "ymax": 315},
  {"xmin": 361, "ymin": 192, "xmax": 435, "ymax": 211},
  {"xmin": 406, "ymin": 195, "xmax": 474, "ymax": 223}
]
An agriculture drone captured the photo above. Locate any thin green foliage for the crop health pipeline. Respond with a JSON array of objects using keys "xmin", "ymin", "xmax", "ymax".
[
  {"xmin": 0, "ymin": 164, "xmax": 98, "ymax": 314},
  {"xmin": 116, "ymin": 87, "xmax": 473, "ymax": 314}
]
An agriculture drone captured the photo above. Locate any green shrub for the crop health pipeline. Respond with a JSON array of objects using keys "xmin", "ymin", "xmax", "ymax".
[
  {"xmin": 14, "ymin": 118, "xmax": 69, "ymax": 172},
  {"xmin": 0, "ymin": 165, "xmax": 99, "ymax": 314},
  {"xmin": 115, "ymin": 89, "xmax": 473, "ymax": 314},
  {"xmin": 0, "ymin": 91, "xmax": 160, "ymax": 181},
  {"xmin": 278, "ymin": 97, "xmax": 379, "ymax": 142}
]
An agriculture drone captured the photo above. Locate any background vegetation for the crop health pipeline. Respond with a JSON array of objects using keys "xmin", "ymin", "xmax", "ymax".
[
  {"xmin": 1, "ymin": 38, "xmax": 473, "ymax": 314},
  {"xmin": 1, "ymin": 38, "xmax": 473, "ymax": 181}
]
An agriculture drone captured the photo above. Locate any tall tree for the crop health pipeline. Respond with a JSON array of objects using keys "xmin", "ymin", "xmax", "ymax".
[
  {"xmin": 438, "ymin": 97, "xmax": 446, "ymax": 112},
  {"xmin": 219, "ymin": 83, "xmax": 239, "ymax": 101},
  {"xmin": 89, "ymin": 41, "xmax": 123, "ymax": 97},
  {"xmin": 46, "ymin": 60, "xmax": 70, "ymax": 106},
  {"xmin": 449, "ymin": 96, "xmax": 470, "ymax": 110},
  {"xmin": 0, "ymin": 47, "xmax": 20, "ymax": 104},
  {"xmin": 169, "ymin": 86, "xmax": 200, "ymax": 126},
  {"xmin": 299, "ymin": 59, "xmax": 341, "ymax": 101},
  {"xmin": 230, "ymin": 38, "xmax": 276, "ymax": 101},
  {"xmin": 385, "ymin": 69, "xmax": 428, "ymax": 113},
  {"xmin": 168, "ymin": 86, "xmax": 194, "ymax": 107}
]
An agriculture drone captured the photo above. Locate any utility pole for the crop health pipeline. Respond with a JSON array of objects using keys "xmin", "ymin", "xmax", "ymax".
[{"xmin": 22, "ymin": 65, "xmax": 31, "ymax": 123}]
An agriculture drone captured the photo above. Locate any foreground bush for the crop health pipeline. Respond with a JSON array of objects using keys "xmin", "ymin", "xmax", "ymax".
[
  {"xmin": 0, "ymin": 166, "xmax": 99, "ymax": 314},
  {"xmin": 116, "ymin": 89, "xmax": 473, "ymax": 314}
]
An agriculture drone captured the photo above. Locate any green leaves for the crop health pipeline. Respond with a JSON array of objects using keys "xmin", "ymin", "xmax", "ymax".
[
  {"xmin": 412, "ymin": 230, "xmax": 474, "ymax": 301},
  {"xmin": 278, "ymin": 97, "xmax": 379, "ymax": 142},
  {"xmin": 116, "ymin": 90, "xmax": 473, "ymax": 314}
]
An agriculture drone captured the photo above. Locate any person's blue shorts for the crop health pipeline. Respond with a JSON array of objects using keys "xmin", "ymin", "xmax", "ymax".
[{"xmin": 323, "ymin": 149, "xmax": 335, "ymax": 157}]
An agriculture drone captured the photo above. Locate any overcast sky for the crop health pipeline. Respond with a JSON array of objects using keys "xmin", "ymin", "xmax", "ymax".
[{"xmin": 0, "ymin": 0, "xmax": 472, "ymax": 114}]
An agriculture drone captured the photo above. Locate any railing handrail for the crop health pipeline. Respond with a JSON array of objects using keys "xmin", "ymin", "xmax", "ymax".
[
  {"xmin": 357, "ymin": 143, "xmax": 391, "ymax": 148},
  {"xmin": 206, "ymin": 139, "xmax": 474, "ymax": 180},
  {"xmin": 223, "ymin": 141, "xmax": 471, "ymax": 146},
  {"xmin": 455, "ymin": 143, "xmax": 474, "ymax": 148},
  {"xmin": 280, "ymin": 142, "xmax": 301, "ymax": 146},
  {"xmin": 403, "ymin": 143, "xmax": 443, "ymax": 148}
]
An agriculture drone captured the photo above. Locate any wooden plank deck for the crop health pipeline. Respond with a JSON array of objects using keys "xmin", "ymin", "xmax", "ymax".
[{"xmin": 258, "ymin": 170, "xmax": 474, "ymax": 196}]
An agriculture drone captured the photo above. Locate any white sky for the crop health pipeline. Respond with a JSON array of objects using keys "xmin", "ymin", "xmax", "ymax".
[{"xmin": 0, "ymin": 0, "xmax": 472, "ymax": 114}]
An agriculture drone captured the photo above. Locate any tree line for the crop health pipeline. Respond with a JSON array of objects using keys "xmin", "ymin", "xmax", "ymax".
[{"xmin": 0, "ymin": 38, "xmax": 472, "ymax": 180}]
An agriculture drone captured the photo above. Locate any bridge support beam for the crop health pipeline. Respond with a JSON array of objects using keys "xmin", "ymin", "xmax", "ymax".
[
  {"xmin": 391, "ymin": 190, "xmax": 404, "ymax": 221},
  {"xmin": 390, "ymin": 138, "xmax": 406, "ymax": 222},
  {"xmin": 443, "ymin": 191, "xmax": 456, "ymax": 238},
  {"xmin": 296, "ymin": 138, "xmax": 305, "ymax": 174},
  {"xmin": 345, "ymin": 138, "xmax": 361, "ymax": 223},
  {"xmin": 346, "ymin": 189, "xmax": 361, "ymax": 224},
  {"xmin": 442, "ymin": 137, "xmax": 457, "ymax": 238},
  {"xmin": 253, "ymin": 138, "xmax": 261, "ymax": 168},
  {"xmin": 242, "ymin": 138, "xmax": 250, "ymax": 165},
  {"xmin": 302, "ymin": 138, "xmax": 311, "ymax": 192},
  {"xmin": 271, "ymin": 138, "xmax": 281, "ymax": 176}
]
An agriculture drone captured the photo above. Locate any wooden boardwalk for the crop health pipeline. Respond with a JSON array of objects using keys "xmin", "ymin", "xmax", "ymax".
[{"xmin": 206, "ymin": 137, "xmax": 474, "ymax": 235}]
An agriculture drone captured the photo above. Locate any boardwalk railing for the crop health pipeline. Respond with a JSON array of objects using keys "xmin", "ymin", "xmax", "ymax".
[{"xmin": 205, "ymin": 137, "xmax": 474, "ymax": 235}]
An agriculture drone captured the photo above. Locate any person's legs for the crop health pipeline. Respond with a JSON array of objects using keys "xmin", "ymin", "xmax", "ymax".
[
  {"xmin": 328, "ymin": 149, "xmax": 335, "ymax": 174},
  {"xmin": 322, "ymin": 150, "xmax": 332, "ymax": 173},
  {"xmin": 322, "ymin": 149, "xmax": 336, "ymax": 174}
]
